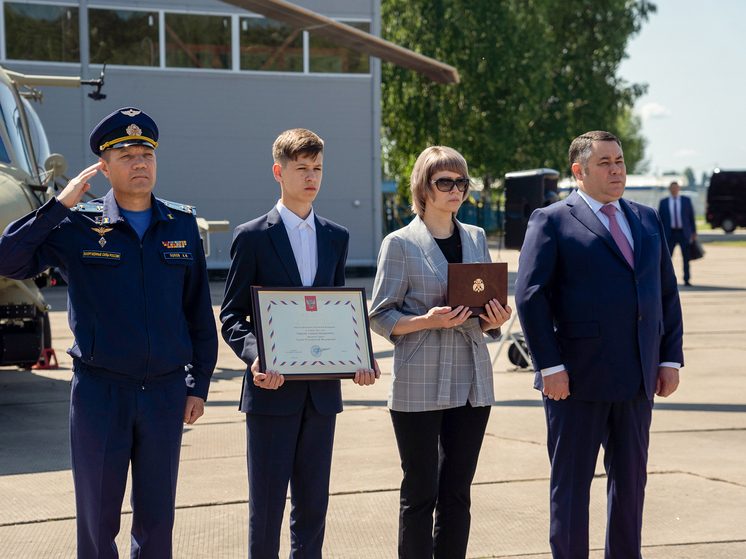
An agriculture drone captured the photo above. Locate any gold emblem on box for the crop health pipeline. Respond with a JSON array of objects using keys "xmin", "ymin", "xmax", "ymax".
[{"xmin": 473, "ymin": 278, "xmax": 484, "ymax": 293}]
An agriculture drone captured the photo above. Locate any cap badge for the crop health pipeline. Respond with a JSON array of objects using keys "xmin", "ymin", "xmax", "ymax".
[
  {"xmin": 126, "ymin": 123, "xmax": 142, "ymax": 136},
  {"xmin": 92, "ymin": 226, "xmax": 113, "ymax": 247},
  {"xmin": 121, "ymin": 109, "xmax": 141, "ymax": 117}
]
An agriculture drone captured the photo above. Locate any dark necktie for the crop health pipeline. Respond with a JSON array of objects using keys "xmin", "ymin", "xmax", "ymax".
[
  {"xmin": 600, "ymin": 205, "xmax": 634, "ymax": 269},
  {"xmin": 673, "ymin": 198, "xmax": 680, "ymax": 229}
]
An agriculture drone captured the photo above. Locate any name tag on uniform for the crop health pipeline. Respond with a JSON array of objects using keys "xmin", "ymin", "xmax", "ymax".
[
  {"xmin": 162, "ymin": 251, "xmax": 193, "ymax": 262},
  {"xmin": 81, "ymin": 250, "xmax": 122, "ymax": 264}
]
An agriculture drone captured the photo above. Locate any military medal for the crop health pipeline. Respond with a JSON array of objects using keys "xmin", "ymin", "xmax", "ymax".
[{"xmin": 92, "ymin": 226, "xmax": 113, "ymax": 247}]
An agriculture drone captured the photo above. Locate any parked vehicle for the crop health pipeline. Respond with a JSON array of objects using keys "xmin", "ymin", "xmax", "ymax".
[
  {"xmin": 707, "ymin": 170, "xmax": 746, "ymax": 233},
  {"xmin": 0, "ymin": 65, "xmax": 104, "ymax": 367}
]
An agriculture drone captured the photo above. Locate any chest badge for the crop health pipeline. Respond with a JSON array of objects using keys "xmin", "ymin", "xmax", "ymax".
[
  {"xmin": 91, "ymin": 226, "xmax": 113, "ymax": 247},
  {"xmin": 473, "ymin": 278, "xmax": 485, "ymax": 293},
  {"xmin": 162, "ymin": 240, "xmax": 187, "ymax": 249}
]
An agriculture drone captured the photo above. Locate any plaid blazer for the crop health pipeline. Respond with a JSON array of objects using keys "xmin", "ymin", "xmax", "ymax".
[{"xmin": 369, "ymin": 216, "xmax": 499, "ymax": 412}]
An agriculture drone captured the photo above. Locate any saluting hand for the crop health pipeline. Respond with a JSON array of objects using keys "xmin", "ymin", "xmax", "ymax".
[
  {"xmin": 57, "ymin": 162, "xmax": 102, "ymax": 209},
  {"xmin": 251, "ymin": 356, "xmax": 284, "ymax": 390}
]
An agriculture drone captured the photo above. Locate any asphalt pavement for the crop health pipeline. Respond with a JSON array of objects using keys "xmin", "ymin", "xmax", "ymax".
[{"xmin": 1, "ymin": 233, "xmax": 744, "ymax": 558}]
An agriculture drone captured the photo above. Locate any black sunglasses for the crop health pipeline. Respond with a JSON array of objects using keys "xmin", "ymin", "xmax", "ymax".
[{"xmin": 430, "ymin": 178, "xmax": 470, "ymax": 192}]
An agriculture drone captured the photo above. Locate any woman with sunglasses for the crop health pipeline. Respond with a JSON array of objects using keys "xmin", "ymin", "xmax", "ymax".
[{"xmin": 369, "ymin": 146, "xmax": 511, "ymax": 559}]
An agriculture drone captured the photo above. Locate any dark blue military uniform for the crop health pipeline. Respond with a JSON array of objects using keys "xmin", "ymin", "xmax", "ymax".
[{"xmin": 0, "ymin": 108, "xmax": 218, "ymax": 558}]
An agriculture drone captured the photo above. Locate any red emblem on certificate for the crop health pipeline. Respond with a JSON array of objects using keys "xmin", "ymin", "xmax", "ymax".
[{"xmin": 305, "ymin": 296, "xmax": 317, "ymax": 311}]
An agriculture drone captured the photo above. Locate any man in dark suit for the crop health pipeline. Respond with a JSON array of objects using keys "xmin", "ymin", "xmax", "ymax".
[
  {"xmin": 220, "ymin": 128, "xmax": 379, "ymax": 558},
  {"xmin": 658, "ymin": 181, "xmax": 697, "ymax": 286},
  {"xmin": 514, "ymin": 131, "xmax": 684, "ymax": 559}
]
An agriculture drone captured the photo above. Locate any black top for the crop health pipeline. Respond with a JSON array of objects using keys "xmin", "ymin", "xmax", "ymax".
[{"xmin": 434, "ymin": 227, "xmax": 462, "ymax": 264}]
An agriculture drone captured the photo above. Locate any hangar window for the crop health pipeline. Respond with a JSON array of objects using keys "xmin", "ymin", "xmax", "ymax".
[
  {"xmin": 4, "ymin": 2, "xmax": 79, "ymax": 62},
  {"xmin": 165, "ymin": 12, "xmax": 231, "ymax": 70},
  {"xmin": 89, "ymin": 9, "xmax": 159, "ymax": 67},
  {"xmin": 239, "ymin": 16, "xmax": 302, "ymax": 72},
  {"xmin": 309, "ymin": 21, "xmax": 370, "ymax": 74}
]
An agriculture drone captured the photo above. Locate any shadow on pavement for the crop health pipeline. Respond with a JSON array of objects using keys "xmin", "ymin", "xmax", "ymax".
[
  {"xmin": 210, "ymin": 367, "xmax": 246, "ymax": 381},
  {"xmin": 678, "ymin": 284, "xmax": 746, "ymax": 292},
  {"xmin": 339, "ymin": 399, "xmax": 746, "ymax": 412},
  {"xmin": 0, "ymin": 369, "xmax": 71, "ymax": 476}
]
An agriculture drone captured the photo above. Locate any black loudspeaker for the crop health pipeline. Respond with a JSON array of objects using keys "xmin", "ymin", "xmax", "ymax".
[{"xmin": 504, "ymin": 168, "xmax": 560, "ymax": 249}]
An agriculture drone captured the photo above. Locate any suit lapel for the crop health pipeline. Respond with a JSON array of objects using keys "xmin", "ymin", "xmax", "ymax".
[
  {"xmin": 620, "ymin": 198, "xmax": 642, "ymax": 270},
  {"xmin": 266, "ymin": 208, "xmax": 303, "ymax": 287},
  {"xmin": 411, "ymin": 216, "xmax": 448, "ymax": 285},
  {"xmin": 567, "ymin": 190, "xmax": 631, "ymax": 268},
  {"xmin": 312, "ymin": 216, "xmax": 331, "ymax": 287}
]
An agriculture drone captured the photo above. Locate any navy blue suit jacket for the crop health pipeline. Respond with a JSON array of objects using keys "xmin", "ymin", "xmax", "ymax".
[
  {"xmin": 515, "ymin": 190, "xmax": 684, "ymax": 401},
  {"xmin": 658, "ymin": 195, "xmax": 696, "ymax": 242},
  {"xmin": 220, "ymin": 206, "xmax": 349, "ymax": 415}
]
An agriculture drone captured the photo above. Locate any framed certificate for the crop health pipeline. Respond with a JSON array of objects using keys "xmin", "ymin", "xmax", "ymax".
[{"xmin": 251, "ymin": 287, "xmax": 375, "ymax": 380}]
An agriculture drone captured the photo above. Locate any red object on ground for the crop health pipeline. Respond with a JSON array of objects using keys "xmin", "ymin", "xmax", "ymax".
[{"xmin": 32, "ymin": 348, "xmax": 59, "ymax": 370}]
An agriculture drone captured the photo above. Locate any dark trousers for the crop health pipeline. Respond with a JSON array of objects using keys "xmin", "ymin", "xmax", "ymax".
[
  {"xmin": 245, "ymin": 394, "xmax": 337, "ymax": 559},
  {"xmin": 390, "ymin": 403, "xmax": 491, "ymax": 559},
  {"xmin": 70, "ymin": 372, "xmax": 187, "ymax": 559},
  {"xmin": 543, "ymin": 391, "xmax": 653, "ymax": 559},
  {"xmin": 666, "ymin": 229, "xmax": 690, "ymax": 283}
]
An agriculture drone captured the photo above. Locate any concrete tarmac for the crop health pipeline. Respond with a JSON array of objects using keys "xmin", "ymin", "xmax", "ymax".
[{"xmin": 1, "ymin": 236, "xmax": 745, "ymax": 558}]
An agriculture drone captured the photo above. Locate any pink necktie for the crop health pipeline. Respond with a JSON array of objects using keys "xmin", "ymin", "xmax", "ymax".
[{"xmin": 600, "ymin": 205, "xmax": 634, "ymax": 269}]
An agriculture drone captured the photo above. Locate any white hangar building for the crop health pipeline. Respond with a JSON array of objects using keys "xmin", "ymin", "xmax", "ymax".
[{"xmin": 1, "ymin": 0, "xmax": 456, "ymax": 270}]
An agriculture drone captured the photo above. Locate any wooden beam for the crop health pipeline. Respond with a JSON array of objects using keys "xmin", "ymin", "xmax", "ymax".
[{"xmin": 220, "ymin": 0, "xmax": 460, "ymax": 84}]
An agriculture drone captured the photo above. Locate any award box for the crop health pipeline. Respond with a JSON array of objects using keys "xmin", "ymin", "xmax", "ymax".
[{"xmin": 446, "ymin": 262, "xmax": 508, "ymax": 314}]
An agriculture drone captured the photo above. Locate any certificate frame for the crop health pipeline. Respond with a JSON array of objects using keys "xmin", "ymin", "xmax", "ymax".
[{"xmin": 251, "ymin": 286, "xmax": 375, "ymax": 380}]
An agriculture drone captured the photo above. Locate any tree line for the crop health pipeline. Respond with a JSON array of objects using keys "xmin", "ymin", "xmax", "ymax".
[{"xmin": 381, "ymin": 0, "xmax": 655, "ymax": 194}]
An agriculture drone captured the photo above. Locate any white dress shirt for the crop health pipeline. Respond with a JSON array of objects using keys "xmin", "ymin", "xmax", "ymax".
[
  {"xmin": 576, "ymin": 189, "xmax": 634, "ymax": 249},
  {"xmin": 541, "ymin": 190, "xmax": 679, "ymax": 377},
  {"xmin": 668, "ymin": 196, "xmax": 682, "ymax": 229},
  {"xmin": 276, "ymin": 201, "xmax": 317, "ymax": 287}
]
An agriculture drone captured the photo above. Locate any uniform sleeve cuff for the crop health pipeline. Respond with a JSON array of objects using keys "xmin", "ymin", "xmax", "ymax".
[
  {"xmin": 43, "ymin": 197, "xmax": 73, "ymax": 223},
  {"xmin": 187, "ymin": 375, "xmax": 210, "ymax": 401}
]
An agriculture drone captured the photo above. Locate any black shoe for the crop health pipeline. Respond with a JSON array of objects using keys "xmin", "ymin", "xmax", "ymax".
[{"xmin": 685, "ymin": 280, "xmax": 691, "ymax": 286}]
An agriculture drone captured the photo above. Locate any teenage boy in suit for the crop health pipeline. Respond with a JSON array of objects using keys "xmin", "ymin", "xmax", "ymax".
[{"xmin": 220, "ymin": 128, "xmax": 379, "ymax": 558}]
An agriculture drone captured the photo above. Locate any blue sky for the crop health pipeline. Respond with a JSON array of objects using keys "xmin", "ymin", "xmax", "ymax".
[{"xmin": 617, "ymin": 0, "xmax": 746, "ymax": 182}]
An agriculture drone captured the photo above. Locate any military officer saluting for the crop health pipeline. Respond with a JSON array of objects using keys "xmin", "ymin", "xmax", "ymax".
[{"xmin": 0, "ymin": 108, "xmax": 218, "ymax": 558}]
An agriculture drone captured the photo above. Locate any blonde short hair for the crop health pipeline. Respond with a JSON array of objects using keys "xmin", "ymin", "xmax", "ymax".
[
  {"xmin": 272, "ymin": 128, "xmax": 324, "ymax": 167},
  {"xmin": 410, "ymin": 146, "xmax": 470, "ymax": 218}
]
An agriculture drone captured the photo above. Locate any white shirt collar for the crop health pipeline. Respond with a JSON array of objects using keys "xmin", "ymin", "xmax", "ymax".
[
  {"xmin": 276, "ymin": 200, "xmax": 316, "ymax": 231},
  {"xmin": 576, "ymin": 188, "xmax": 621, "ymax": 214}
]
